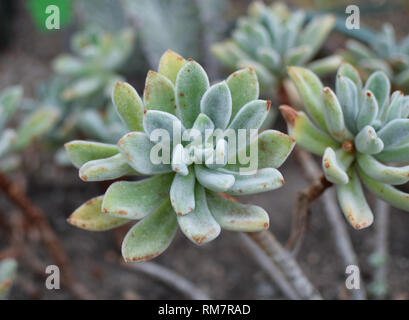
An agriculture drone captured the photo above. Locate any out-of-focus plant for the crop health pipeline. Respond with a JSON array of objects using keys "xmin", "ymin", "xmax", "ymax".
[
  {"xmin": 281, "ymin": 63, "xmax": 409, "ymax": 230},
  {"xmin": 65, "ymin": 50, "xmax": 295, "ymax": 262},
  {"xmin": 343, "ymin": 23, "xmax": 409, "ymax": 91},
  {"xmin": 212, "ymin": 1, "xmax": 342, "ymax": 94},
  {"xmin": 0, "ymin": 86, "xmax": 59, "ymax": 171},
  {"xmin": 0, "ymin": 258, "xmax": 17, "ymax": 300}
]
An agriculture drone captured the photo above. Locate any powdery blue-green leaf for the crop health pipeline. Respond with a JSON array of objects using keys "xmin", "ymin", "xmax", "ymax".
[
  {"xmin": 121, "ymin": 199, "xmax": 177, "ymax": 262},
  {"xmin": 211, "ymin": 40, "xmax": 251, "ymax": 70},
  {"xmin": 287, "ymin": 66, "xmax": 327, "ymax": 131},
  {"xmin": 170, "ymin": 167, "xmax": 195, "ymax": 216},
  {"xmin": 14, "ymin": 107, "xmax": 60, "ymax": 150},
  {"xmin": 280, "ymin": 106, "xmax": 339, "ymax": 156},
  {"xmin": 385, "ymin": 91, "xmax": 404, "ymax": 123},
  {"xmin": 358, "ymin": 165, "xmax": 409, "ymax": 212},
  {"xmin": 176, "ymin": 60, "xmax": 209, "ymax": 128},
  {"xmin": 364, "ymin": 71, "xmax": 390, "ymax": 112},
  {"xmin": 335, "ymin": 75, "xmax": 358, "ymax": 134},
  {"xmin": 65, "ymin": 141, "xmax": 119, "ymax": 168},
  {"xmin": 336, "ymin": 169, "xmax": 374, "ymax": 230},
  {"xmin": 377, "ymin": 119, "xmax": 409, "ymax": 149},
  {"xmin": 237, "ymin": 59, "xmax": 274, "ymax": 88},
  {"xmin": 68, "ymin": 196, "xmax": 129, "ymax": 231},
  {"xmin": 337, "ymin": 63, "xmax": 362, "ymax": 89},
  {"xmin": 79, "ymin": 154, "xmax": 134, "ymax": 182},
  {"xmin": 62, "ymin": 76, "xmax": 103, "ymax": 101},
  {"xmin": 143, "ymin": 110, "xmax": 185, "ymax": 143},
  {"xmin": 200, "ymin": 81, "xmax": 232, "ymax": 130},
  {"xmin": 206, "ymin": 191, "xmax": 269, "ymax": 232},
  {"xmin": 307, "ymin": 55, "xmax": 343, "ymax": 77},
  {"xmin": 171, "ymin": 144, "xmax": 188, "ymax": 176},
  {"xmin": 322, "ymin": 147, "xmax": 350, "ymax": 184},
  {"xmin": 188, "ymin": 113, "xmax": 214, "ymax": 146},
  {"xmin": 357, "ymin": 153, "xmax": 409, "ymax": 185},
  {"xmin": 158, "ymin": 50, "xmax": 187, "ymax": 84},
  {"xmin": 194, "ymin": 165, "xmax": 234, "ymax": 192},
  {"xmin": 355, "ymin": 125, "xmax": 384, "ymax": 155},
  {"xmin": 257, "ymin": 48, "xmax": 280, "ymax": 72},
  {"xmin": 0, "ymin": 86, "xmax": 23, "ymax": 130},
  {"xmin": 322, "ymin": 87, "xmax": 353, "ymax": 142},
  {"xmin": 102, "ymin": 174, "xmax": 173, "ymax": 220},
  {"xmin": 177, "ymin": 185, "xmax": 220, "ymax": 245},
  {"xmin": 53, "ymin": 54, "xmax": 84, "ymax": 76},
  {"xmin": 222, "ymin": 167, "xmax": 284, "ymax": 195},
  {"xmin": 112, "ymin": 82, "xmax": 144, "ymax": 132},
  {"xmin": 357, "ymin": 90, "xmax": 379, "ymax": 131},
  {"xmin": 375, "ymin": 142, "xmax": 409, "ymax": 163},
  {"xmin": 228, "ymin": 99, "xmax": 269, "ymax": 133},
  {"xmin": 143, "ymin": 71, "xmax": 176, "ymax": 115},
  {"xmin": 118, "ymin": 132, "xmax": 171, "ymax": 175},
  {"xmin": 285, "ymin": 45, "xmax": 311, "ymax": 66}
]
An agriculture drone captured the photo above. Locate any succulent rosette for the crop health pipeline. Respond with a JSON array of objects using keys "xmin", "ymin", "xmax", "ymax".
[
  {"xmin": 212, "ymin": 1, "xmax": 341, "ymax": 91},
  {"xmin": 281, "ymin": 63, "xmax": 409, "ymax": 230},
  {"xmin": 65, "ymin": 50, "xmax": 295, "ymax": 262},
  {"xmin": 344, "ymin": 23, "xmax": 409, "ymax": 91}
]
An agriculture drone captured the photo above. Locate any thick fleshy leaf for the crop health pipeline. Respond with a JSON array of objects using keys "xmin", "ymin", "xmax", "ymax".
[
  {"xmin": 189, "ymin": 113, "xmax": 214, "ymax": 145},
  {"xmin": 102, "ymin": 174, "xmax": 173, "ymax": 219},
  {"xmin": 52, "ymin": 55, "xmax": 84, "ymax": 75},
  {"xmin": 385, "ymin": 91, "xmax": 404, "ymax": 123},
  {"xmin": 206, "ymin": 191, "xmax": 269, "ymax": 231},
  {"xmin": 158, "ymin": 50, "xmax": 187, "ymax": 84},
  {"xmin": 143, "ymin": 71, "xmax": 176, "ymax": 115},
  {"xmin": 121, "ymin": 199, "xmax": 177, "ymax": 262},
  {"xmin": 257, "ymin": 47, "xmax": 280, "ymax": 72},
  {"xmin": 0, "ymin": 86, "xmax": 23, "ymax": 130},
  {"xmin": 287, "ymin": 66, "xmax": 327, "ymax": 131},
  {"xmin": 375, "ymin": 142, "xmax": 409, "ymax": 163},
  {"xmin": 364, "ymin": 71, "xmax": 390, "ymax": 112},
  {"xmin": 237, "ymin": 59, "xmax": 274, "ymax": 88},
  {"xmin": 200, "ymin": 81, "xmax": 232, "ymax": 130},
  {"xmin": 336, "ymin": 63, "xmax": 362, "ymax": 89},
  {"xmin": 175, "ymin": 60, "xmax": 209, "ymax": 128},
  {"xmin": 228, "ymin": 99, "xmax": 269, "ymax": 133},
  {"xmin": 211, "ymin": 40, "xmax": 251, "ymax": 70},
  {"xmin": 336, "ymin": 169, "xmax": 374, "ymax": 230},
  {"xmin": 14, "ymin": 108, "xmax": 59, "ymax": 150},
  {"xmin": 357, "ymin": 90, "xmax": 379, "ymax": 131},
  {"xmin": 112, "ymin": 82, "xmax": 144, "ymax": 132},
  {"xmin": 143, "ymin": 110, "xmax": 184, "ymax": 143},
  {"xmin": 222, "ymin": 167, "xmax": 284, "ymax": 195},
  {"xmin": 65, "ymin": 141, "xmax": 119, "ymax": 168},
  {"xmin": 280, "ymin": 106, "xmax": 339, "ymax": 156},
  {"xmin": 118, "ymin": 132, "xmax": 171, "ymax": 174},
  {"xmin": 62, "ymin": 76, "xmax": 103, "ymax": 101},
  {"xmin": 285, "ymin": 45, "xmax": 311, "ymax": 66},
  {"xmin": 377, "ymin": 119, "xmax": 409, "ymax": 149},
  {"xmin": 346, "ymin": 40, "xmax": 374, "ymax": 60},
  {"xmin": 170, "ymin": 168, "xmax": 195, "ymax": 216},
  {"xmin": 357, "ymin": 153, "xmax": 409, "ymax": 185},
  {"xmin": 205, "ymin": 139, "xmax": 228, "ymax": 170},
  {"xmin": 194, "ymin": 165, "xmax": 234, "ymax": 192},
  {"xmin": 68, "ymin": 196, "xmax": 129, "ymax": 231},
  {"xmin": 171, "ymin": 144, "xmax": 188, "ymax": 176},
  {"xmin": 322, "ymin": 147, "xmax": 350, "ymax": 184},
  {"xmin": 335, "ymin": 75, "xmax": 358, "ymax": 134},
  {"xmin": 322, "ymin": 87, "xmax": 353, "ymax": 142},
  {"xmin": 0, "ymin": 129, "xmax": 16, "ymax": 158},
  {"xmin": 79, "ymin": 154, "xmax": 134, "ymax": 182},
  {"xmin": 355, "ymin": 125, "xmax": 384, "ymax": 155},
  {"xmin": 307, "ymin": 55, "xmax": 343, "ymax": 77},
  {"xmin": 357, "ymin": 166, "xmax": 409, "ymax": 212},
  {"xmin": 177, "ymin": 185, "xmax": 220, "ymax": 245}
]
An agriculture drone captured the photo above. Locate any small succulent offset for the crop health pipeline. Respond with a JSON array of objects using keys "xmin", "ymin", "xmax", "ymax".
[
  {"xmin": 281, "ymin": 63, "xmax": 409, "ymax": 230},
  {"xmin": 0, "ymin": 86, "xmax": 59, "ymax": 172},
  {"xmin": 0, "ymin": 258, "xmax": 17, "ymax": 300},
  {"xmin": 65, "ymin": 50, "xmax": 295, "ymax": 262},
  {"xmin": 344, "ymin": 23, "xmax": 409, "ymax": 91},
  {"xmin": 212, "ymin": 1, "xmax": 341, "ymax": 91}
]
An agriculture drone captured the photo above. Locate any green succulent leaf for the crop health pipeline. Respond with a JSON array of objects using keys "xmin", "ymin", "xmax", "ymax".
[
  {"xmin": 206, "ymin": 191, "xmax": 269, "ymax": 232},
  {"xmin": 103, "ymin": 174, "xmax": 173, "ymax": 219},
  {"xmin": 0, "ymin": 86, "xmax": 23, "ymax": 130},
  {"xmin": 194, "ymin": 165, "xmax": 235, "ymax": 192},
  {"xmin": 375, "ymin": 142, "xmax": 409, "ymax": 163},
  {"xmin": 358, "ymin": 165, "xmax": 409, "ymax": 212},
  {"xmin": 228, "ymin": 99, "xmax": 269, "ymax": 135},
  {"xmin": 68, "ymin": 196, "xmax": 129, "ymax": 231},
  {"xmin": 357, "ymin": 90, "xmax": 379, "ymax": 131},
  {"xmin": 335, "ymin": 75, "xmax": 358, "ymax": 134},
  {"xmin": 377, "ymin": 119, "xmax": 409, "ymax": 149},
  {"xmin": 337, "ymin": 63, "xmax": 362, "ymax": 89},
  {"xmin": 121, "ymin": 199, "xmax": 177, "ymax": 262},
  {"xmin": 177, "ymin": 185, "xmax": 220, "ymax": 245},
  {"xmin": 65, "ymin": 141, "xmax": 119, "ymax": 168},
  {"xmin": 322, "ymin": 147, "xmax": 350, "ymax": 184},
  {"xmin": 364, "ymin": 71, "xmax": 390, "ymax": 112},
  {"xmin": 211, "ymin": 40, "xmax": 251, "ymax": 70},
  {"xmin": 158, "ymin": 50, "xmax": 187, "ymax": 84},
  {"xmin": 285, "ymin": 45, "xmax": 311, "ymax": 66},
  {"xmin": 175, "ymin": 60, "xmax": 210, "ymax": 128},
  {"xmin": 189, "ymin": 113, "xmax": 214, "ymax": 146},
  {"xmin": 112, "ymin": 82, "xmax": 144, "ymax": 132},
  {"xmin": 257, "ymin": 47, "xmax": 280, "ymax": 72},
  {"xmin": 357, "ymin": 153, "xmax": 409, "ymax": 185},
  {"xmin": 79, "ymin": 154, "xmax": 134, "ymax": 182},
  {"xmin": 143, "ymin": 110, "xmax": 185, "ymax": 143},
  {"xmin": 143, "ymin": 71, "xmax": 176, "ymax": 115},
  {"xmin": 307, "ymin": 55, "xmax": 343, "ymax": 77},
  {"xmin": 355, "ymin": 125, "xmax": 384, "ymax": 155},
  {"xmin": 62, "ymin": 76, "xmax": 103, "ymax": 101},
  {"xmin": 200, "ymin": 81, "xmax": 232, "ymax": 130},
  {"xmin": 118, "ymin": 132, "xmax": 172, "ymax": 175},
  {"xmin": 336, "ymin": 169, "xmax": 374, "ymax": 230},
  {"xmin": 237, "ymin": 59, "xmax": 275, "ymax": 88},
  {"xmin": 170, "ymin": 167, "xmax": 196, "ymax": 216}
]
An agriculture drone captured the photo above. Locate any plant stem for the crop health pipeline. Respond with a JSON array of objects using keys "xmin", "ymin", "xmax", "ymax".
[
  {"xmin": 0, "ymin": 171, "xmax": 95, "ymax": 299},
  {"xmin": 245, "ymin": 231, "xmax": 322, "ymax": 300}
]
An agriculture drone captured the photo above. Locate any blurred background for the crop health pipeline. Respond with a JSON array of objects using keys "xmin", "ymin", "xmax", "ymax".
[{"xmin": 0, "ymin": 0, "xmax": 409, "ymax": 300}]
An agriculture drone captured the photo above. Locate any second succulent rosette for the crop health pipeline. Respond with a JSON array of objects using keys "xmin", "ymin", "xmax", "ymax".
[
  {"xmin": 281, "ymin": 63, "xmax": 409, "ymax": 230},
  {"xmin": 65, "ymin": 50, "xmax": 295, "ymax": 262}
]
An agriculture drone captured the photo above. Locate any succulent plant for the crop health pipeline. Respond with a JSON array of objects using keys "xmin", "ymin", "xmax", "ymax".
[
  {"xmin": 65, "ymin": 50, "xmax": 295, "ymax": 262},
  {"xmin": 211, "ymin": 1, "xmax": 342, "ymax": 92},
  {"xmin": 280, "ymin": 63, "xmax": 409, "ymax": 230},
  {"xmin": 0, "ymin": 86, "xmax": 58, "ymax": 171},
  {"xmin": 0, "ymin": 258, "xmax": 17, "ymax": 300},
  {"xmin": 344, "ymin": 23, "xmax": 409, "ymax": 91}
]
